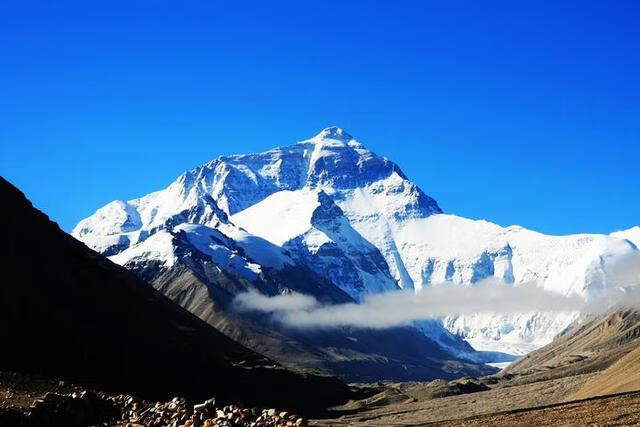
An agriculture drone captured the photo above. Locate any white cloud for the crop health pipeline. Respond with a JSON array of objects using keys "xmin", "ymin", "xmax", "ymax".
[
  {"xmin": 233, "ymin": 252, "xmax": 640, "ymax": 330},
  {"xmin": 234, "ymin": 278, "xmax": 585, "ymax": 330},
  {"xmin": 234, "ymin": 291, "xmax": 319, "ymax": 312}
]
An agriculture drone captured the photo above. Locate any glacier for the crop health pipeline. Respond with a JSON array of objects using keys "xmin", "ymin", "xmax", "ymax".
[{"xmin": 72, "ymin": 126, "xmax": 640, "ymax": 355}]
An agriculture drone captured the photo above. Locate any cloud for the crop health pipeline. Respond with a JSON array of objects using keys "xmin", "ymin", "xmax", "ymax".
[
  {"xmin": 234, "ymin": 278, "xmax": 586, "ymax": 330},
  {"xmin": 603, "ymin": 252, "xmax": 640, "ymax": 288},
  {"xmin": 234, "ymin": 291, "xmax": 318, "ymax": 312},
  {"xmin": 233, "ymin": 251, "xmax": 640, "ymax": 330},
  {"xmin": 580, "ymin": 251, "xmax": 640, "ymax": 312}
]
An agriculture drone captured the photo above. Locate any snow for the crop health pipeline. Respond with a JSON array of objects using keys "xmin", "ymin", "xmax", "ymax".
[
  {"xmin": 300, "ymin": 126, "xmax": 355, "ymax": 144},
  {"xmin": 215, "ymin": 227, "xmax": 294, "ymax": 270},
  {"xmin": 109, "ymin": 223, "xmax": 291, "ymax": 281},
  {"xmin": 468, "ymin": 338, "xmax": 543, "ymax": 356},
  {"xmin": 73, "ymin": 126, "xmax": 640, "ymax": 358},
  {"xmin": 611, "ymin": 226, "xmax": 640, "ymax": 248},
  {"xmin": 387, "ymin": 214, "xmax": 635, "ymax": 296},
  {"xmin": 230, "ymin": 189, "xmax": 320, "ymax": 246},
  {"xmin": 72, "ymin": 201, "xmax": 142, "ymax": 254},
  {"xmin": 175, "ymin": 224, "xmax": 261, "ymax": 280},
  {"xmin": 384, "ymin": 214, "xmax": 634, "ymax": 350},
  {"xmin": 110, "ymin": 231, "xmax": 178, "ymax": 268},
  {"xmin": 232, "ymin": 188, "xmax": 401, "ymax": 300}
]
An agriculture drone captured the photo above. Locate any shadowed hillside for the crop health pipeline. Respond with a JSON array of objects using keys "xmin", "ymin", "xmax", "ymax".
[{"xmin": 0, "ymin": 177, "xmax": 354, "ymax": 416}]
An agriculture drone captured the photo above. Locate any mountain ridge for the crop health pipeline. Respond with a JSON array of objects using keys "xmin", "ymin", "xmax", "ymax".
[{"xmin": 72, "ymin": 127, "xmax": 640, "ymax": 356}]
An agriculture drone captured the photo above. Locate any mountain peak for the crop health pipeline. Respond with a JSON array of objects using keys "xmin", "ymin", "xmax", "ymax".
[{"xmin": 310, "ymin": 126, "xmax": 355, "ymax": 144}]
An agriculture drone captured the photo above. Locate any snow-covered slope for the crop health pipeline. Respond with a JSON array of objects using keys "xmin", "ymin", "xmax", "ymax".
[
  {"xmin": 72, "ymin": 162, "xmax": 298, "ymax": 278},
  {"xmin": 611, "ymin": 226, "xmax": 640, "ymax": 248},
  {"xmin": 110, "ymin": 222, "xmax": 293, "ymax": 282},
  {"xmin": 232, "ymin": 195, "xmax": 636, "ymax": 352},
  {"xmin": 232, "ymin": 189, "xmax": 400, "ymax": 299},
  {"xmin": 73, "ymin": 127, "xmax": 640, "ymax": 355}
]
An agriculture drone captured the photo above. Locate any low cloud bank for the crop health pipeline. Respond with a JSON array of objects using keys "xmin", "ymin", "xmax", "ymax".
[
  {"xmin": 234, "ymin": 291, "xmax": 318, "ymax": 312},
  {"xmin": 234, "ymin": 279, "xmax": 584, "ymax": 329},
  {"xmin": 603, "ymin": 252, "xmax": 640, "ymax": 289},
  {"xmin": 233, "ymin": 252, "xmax": 640, "ymax": 330},
  {"xmin": 583, "ymin": 251, "xmax": 640, "ymax": 311}
]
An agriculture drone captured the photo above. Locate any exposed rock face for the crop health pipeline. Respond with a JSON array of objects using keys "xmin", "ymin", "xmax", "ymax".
[{"xmin": 281, "ymin": 190, "xmax": 400, "ymax": 299}]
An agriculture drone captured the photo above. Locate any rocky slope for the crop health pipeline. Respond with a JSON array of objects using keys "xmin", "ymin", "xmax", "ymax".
[
  {"xmin": 313, "ymin": 309, "xmax": 640, "ymax": 426},
  {"xmin": 503, "ymin": 309, "xmax": 640, "ymax": 386},
  {"xmin": 117, "ymin": 227, "xmax": 494, "ymax": 382},
  {"xmin": 569, "ymin": 344, "xmax": 640, "ymax": 400},
  {"xmin": 0, "ymin": 177, "xmax": 354, "ymax": 415},
  {"xmin": 73, "ymin": 127, "xmax": 640, "ymax": 355}
]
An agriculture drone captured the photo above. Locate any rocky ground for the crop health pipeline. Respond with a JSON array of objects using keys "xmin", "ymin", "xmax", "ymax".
[
  {"xmin": 4, "ymin": 367, "xmax": 640, "ymax": 426},
  {"xmin": 0, "ymin": 371, "xmax": 309, "ymax": 427},
  {"xmin": 311, "ymin": 372, "xmax": 613, "ymax": 425},
  {"xmin": 309, "ymin": 315, "xmax": 640, "ymax": 426},
  {"xmin": 436, "ymin": 391, "xmax": 640, "ymax": 426}
]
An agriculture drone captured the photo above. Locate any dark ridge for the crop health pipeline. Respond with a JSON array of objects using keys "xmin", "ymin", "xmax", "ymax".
[{"xmin": 0, "ymin": 177, "xmax": 356, "ymax": 416}]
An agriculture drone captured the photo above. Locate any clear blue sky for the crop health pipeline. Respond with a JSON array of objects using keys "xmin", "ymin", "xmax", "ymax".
[{"xmin": 1, "ymin": 1, "xmax": 638, "ymax": 234}]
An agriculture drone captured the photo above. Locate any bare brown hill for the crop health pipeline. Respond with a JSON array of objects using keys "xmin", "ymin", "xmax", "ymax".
[
  {"xmin": 569, "ymin": 343, "xmax": 640, "ymax": 400},
  {"xmin": 503, "ymin": 310, "xmax": 640, "ymax": 384}
]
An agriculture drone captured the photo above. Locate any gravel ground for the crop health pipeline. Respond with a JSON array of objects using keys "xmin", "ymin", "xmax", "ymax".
[
  {"xmin": 436, "ymin": 391, "xmax": 640, "ymax": 426},
  {"xmin": 312, "ymin": 373, "xmax": 599, "ymax": 426}
]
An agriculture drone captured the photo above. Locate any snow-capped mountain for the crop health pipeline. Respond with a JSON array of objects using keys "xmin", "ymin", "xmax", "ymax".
[
  {"xmin": 73, "ymin": 126, "xmax": 640, "ymax": 355},
  {"xmin": 74, "ymin": 180, "xmax": 293, "ymax": 283}
]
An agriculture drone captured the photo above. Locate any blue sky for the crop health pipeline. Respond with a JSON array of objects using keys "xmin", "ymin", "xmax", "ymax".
[{"xmin": 1, "ymin": 1, "xmax": 638, "ymax": 234}]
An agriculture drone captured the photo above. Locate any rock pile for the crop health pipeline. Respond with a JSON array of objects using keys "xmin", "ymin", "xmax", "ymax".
[
  {"xmin": 116, "ymin": 394, "xmax": 308, "ymax": 427},
  {"xmin": 0, "ymin": 388, "xmax": 309, "ymax": 427}
]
